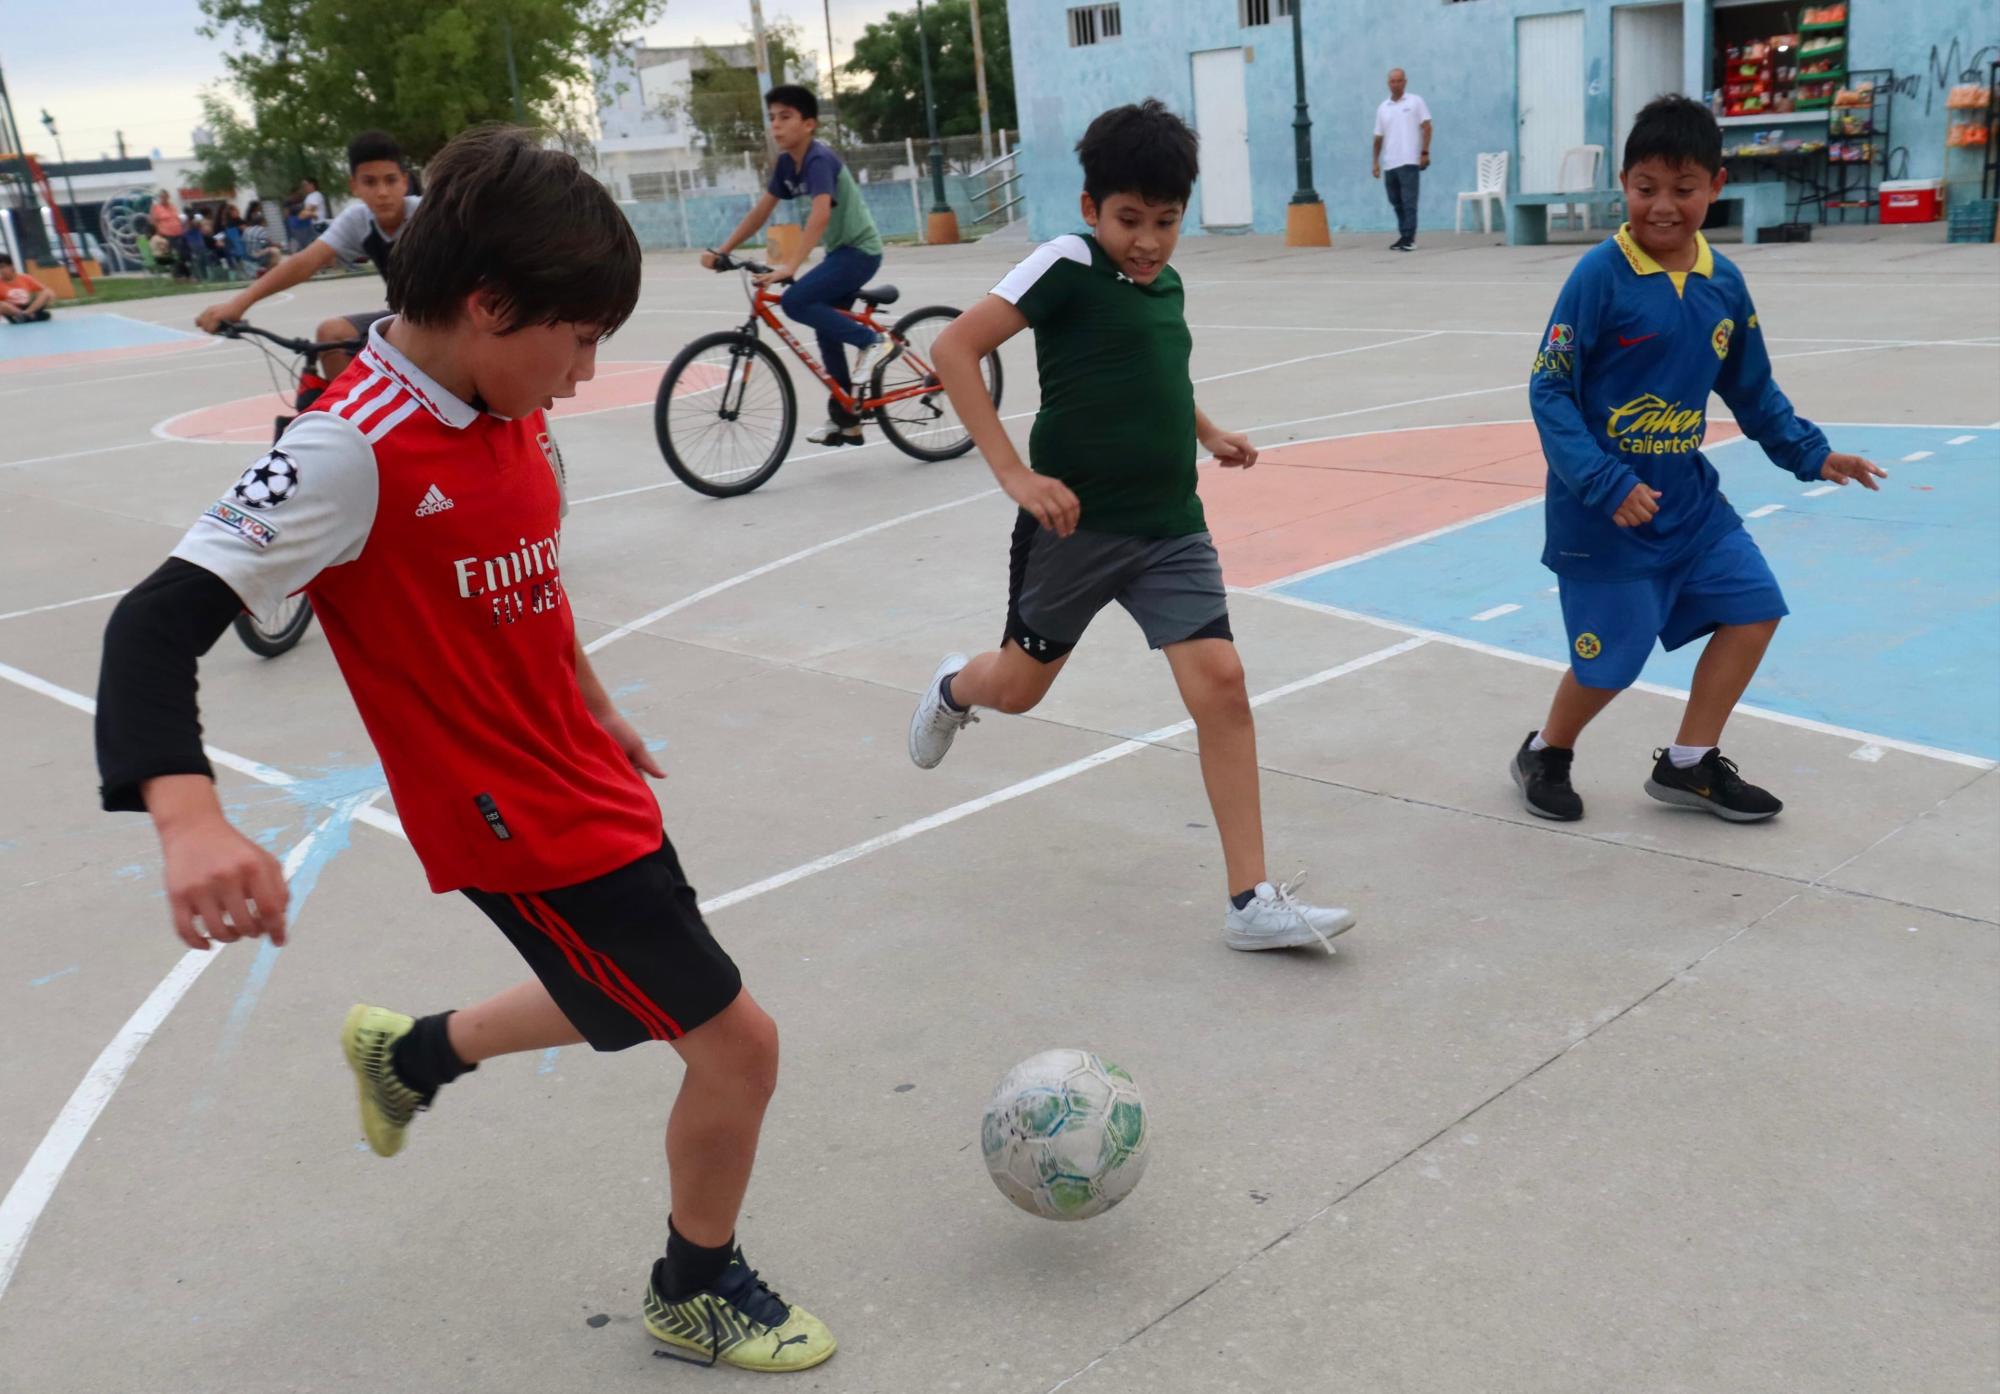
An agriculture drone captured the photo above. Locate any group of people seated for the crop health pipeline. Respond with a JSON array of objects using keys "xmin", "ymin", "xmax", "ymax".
[{"xmin": 142, "ymin": 189, "xmax": 302, "ymax": 282}]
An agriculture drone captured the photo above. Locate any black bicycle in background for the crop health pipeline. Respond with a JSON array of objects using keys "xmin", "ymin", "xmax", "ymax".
[{"xmin": 209, "ymin": 320, "xmax": 364, "ymax": 657}]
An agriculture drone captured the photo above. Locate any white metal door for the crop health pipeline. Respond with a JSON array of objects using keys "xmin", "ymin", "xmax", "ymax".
[
  {"xmin": 1191, "ymin": 48, "xmax": 1253, "ymax": 226},
  {"xmin": 1516, "ymin": 11, "xmax": 1586, "ymax": 193},
  {"xmin": 1614, "ymin": 4, "xmax": 1685, "ymax": 169}
]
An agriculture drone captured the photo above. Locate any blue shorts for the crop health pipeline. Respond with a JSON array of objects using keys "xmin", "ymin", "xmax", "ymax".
[{"xmin": 1558, "ymin": 526, "xmax": 1788, "ymax": 690}]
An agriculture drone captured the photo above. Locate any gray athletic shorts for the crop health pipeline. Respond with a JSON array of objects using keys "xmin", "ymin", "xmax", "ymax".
[
  {"xmin": 337, "ymin": 308, "xmax": 391, "ymax": 343},
  {"xmin": 1004, "ymin": 512, "xmax": 1232, "ymax": 663}
]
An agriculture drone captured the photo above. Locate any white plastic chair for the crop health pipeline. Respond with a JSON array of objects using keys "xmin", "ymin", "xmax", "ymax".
[
  {"xmin": 1552, "ymin": 145, "xmax": 1605, "ymax": 230},
  {"xmin": 1456, "ymin": 151, "xmax": 1509, "ymax": 234}
]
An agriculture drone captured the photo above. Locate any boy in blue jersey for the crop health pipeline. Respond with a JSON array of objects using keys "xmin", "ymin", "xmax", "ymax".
[{"xmin": 1512, "ymin": 96, "xmax": 1884, "ymax": 823}]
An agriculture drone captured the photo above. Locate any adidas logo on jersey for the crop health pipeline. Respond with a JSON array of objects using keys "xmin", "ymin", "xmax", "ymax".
[{"xmin": 415, "ymin": 484, "xmax": 455, "ymax": 517}]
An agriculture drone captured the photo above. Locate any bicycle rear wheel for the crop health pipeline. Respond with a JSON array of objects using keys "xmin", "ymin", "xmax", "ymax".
[
  {"xmin": 870, "ymin": 306, "xmax": 1001, "ymax": 463},
  {"xmin": 233, "ymin": 595, "xmax": 315, "ymax": 658},
  {"xmin": 655, "ymin": 331, "xmax": 797, "ymax": 497}
]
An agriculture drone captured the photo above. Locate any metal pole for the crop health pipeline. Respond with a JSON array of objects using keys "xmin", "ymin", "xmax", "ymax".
[
  {"xmin": 906, "ymin": 136, "xmax": 923, "ymax": 241},
  {"xmin": 501, "ymin": 16, "xmax": 525, "ymax": 123},
  {"xmin": 749, "ymin": 0, "xmax": 777, "ymax": 159},
  {"xmin": 822, "ymin": 0, "xmax": 841, "ymax": 141},
  {"xmin": 915, "ymin": 0, "xmax": 949, "ymax": 213},
  {"xmin": 1288, "ymin": 0, "xmax": 1319, "ymax": 205},
  {"xmin": 39, "ymin": 113, "xmax": 84, "ymax": 238},
  {"xmin": 967, "ymin": 0, "xmax": 994, "ymax": 161}
]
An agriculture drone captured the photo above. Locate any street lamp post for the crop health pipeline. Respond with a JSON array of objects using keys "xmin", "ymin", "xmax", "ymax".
[
  {"xmin": 38, "ymin": 109, "xmax": 89, "ymax": 269},
  {"xmin": 1284, "ymin": 0, "xmax": 1330, "ymax": 247},
  {"xmin": 914, "ymin": 0, "xmax": 958, "ymax": 243}
]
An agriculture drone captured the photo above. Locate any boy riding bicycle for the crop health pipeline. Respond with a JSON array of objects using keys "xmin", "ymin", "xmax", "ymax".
[
  {"xmin": 702, "ymin": 86, "xmax": 891, "ymax": 448},
  {"xmin": 196, "ymin": 130, "xmax": 418, "ymax": 382}
]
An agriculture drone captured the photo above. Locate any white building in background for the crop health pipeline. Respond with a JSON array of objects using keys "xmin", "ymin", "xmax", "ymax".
[{"xmin": 593, "ymin": 41, "xmax": 818, "ymax": 201}]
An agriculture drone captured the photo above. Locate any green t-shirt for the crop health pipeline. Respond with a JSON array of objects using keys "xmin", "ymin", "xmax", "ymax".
[
  {"xmin": 767, "ymin": 140, "xmax": 883, "ymax": 257},
  {"xmin": 993, "ymin": 234, "xmax": 1202, "ymax": 538}
]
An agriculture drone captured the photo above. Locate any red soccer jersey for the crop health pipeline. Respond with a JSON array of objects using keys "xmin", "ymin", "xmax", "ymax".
[{"xmin": 173, "ymin": 321, "xmax": 662, "ymax": 891}]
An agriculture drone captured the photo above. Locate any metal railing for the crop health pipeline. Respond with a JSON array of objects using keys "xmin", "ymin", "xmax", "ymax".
[{"xmin": 964, "ymin": 146, "xmax": 1023, "ymax": 229}]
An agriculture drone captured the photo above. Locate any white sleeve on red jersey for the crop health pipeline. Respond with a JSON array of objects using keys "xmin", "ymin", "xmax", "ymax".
[
  {"xmin": 538, "ymin": 413, "xmax": 570, "ymax": 519},
  {"xmin": 169, "ymin": 410, "xmax": 380, "ymax": 625}
]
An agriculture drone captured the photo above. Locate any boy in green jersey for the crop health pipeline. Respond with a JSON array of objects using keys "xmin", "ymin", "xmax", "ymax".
[{"xmin": 913, "ymin": 100, "xmax": 1358, "ymax": 955}]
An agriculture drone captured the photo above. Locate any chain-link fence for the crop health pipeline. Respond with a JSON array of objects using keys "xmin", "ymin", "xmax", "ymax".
[{"xmin": 609, "ymin": 129, "xmax": 1021, "ymax": 253}]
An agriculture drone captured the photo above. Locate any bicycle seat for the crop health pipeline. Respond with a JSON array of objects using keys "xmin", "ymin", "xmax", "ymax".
[{"xmin": 857, "ymin": 284, "xmax": 900, "ymax": 307}]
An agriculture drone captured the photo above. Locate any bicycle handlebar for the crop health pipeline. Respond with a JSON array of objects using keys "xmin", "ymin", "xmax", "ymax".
[
  {"xmin": 214, "ymin": 320, "xmax": 364, "ymax": 357},
  {"xmin": 705, "ymin": 251, "xmax": 784, "ymax": 281}
]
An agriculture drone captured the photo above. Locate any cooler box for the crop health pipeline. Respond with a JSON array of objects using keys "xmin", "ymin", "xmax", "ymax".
[{"xmin": 1880, "ymin": 179, "xmax": 1943, "ymax": 223}]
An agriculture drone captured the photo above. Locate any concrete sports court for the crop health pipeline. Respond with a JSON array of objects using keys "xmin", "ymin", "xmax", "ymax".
[{"xmin": 2, "ymin": 227, "xmax": 1996, "ymax": 1392}]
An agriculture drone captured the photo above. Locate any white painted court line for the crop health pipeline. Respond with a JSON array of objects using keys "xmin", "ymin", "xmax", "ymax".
[
  {"xmin": 1470, "ymin": 604, "xmax": 1521, "ymax": 622},
  {"xmin": 0, "ymin": 589, "xmax": 130, "ymax": 624},
  {"xmin": 1252, "ymin": 496, "xmax": 1543, "ymax": 592},
  {"xmin": 583, "ymin": 488, "xmax": 1001, "ymax": 654},
  {"xmin": 1190, "ymin": 331, "xmax": 1442, "ymax": 386},
  {"xmin": 1851, "ymin": 745, "xmax": 1886, "ymax": 763},
  {"xmin": 0, "ymin": 440, "xmax": 166, "ymax": 471},
  {"xmin": 1902, "ymin": 450, "xmax": 1934, "ymax": 462},
  {"xmin": 1240, "ymin": 383, "xmax": 1529, "ymax": 438},
  {"xmin": 1946, "ymin": 435, "xmax": 1976, "ymax": 446},
  {"xmin": 1245, "ymin": 589, "xmax": 1996, "ymax": 771},
  {"xmin": 1746, "ymin": 504, "xmax": 1785, "ymax": 519},
  {"xmin": 0, "ymin": 803, "xmax": 361, "ymax": 1302},
  {"xmin": 700, "ymin": 636, "xmax": 1429, "ymax": 916},
  {"xmin": 1801, "ymin": 485, "xmax": 1839, "ymax": 498}
]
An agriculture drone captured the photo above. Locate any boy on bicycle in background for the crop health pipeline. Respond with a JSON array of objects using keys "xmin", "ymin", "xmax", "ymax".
[
  {"xmin": 703, "ymin": 86, "xmax": 891, "ymax": 448},
  {"xmin": 197, "ymin": 130, "xmax": 419, "ymax": 382}
]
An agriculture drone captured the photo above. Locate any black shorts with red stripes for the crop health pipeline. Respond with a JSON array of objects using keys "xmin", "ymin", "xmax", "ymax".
[{"xmin": 462, "ymin": 836, "xmax": 741, "ymax": 1051}]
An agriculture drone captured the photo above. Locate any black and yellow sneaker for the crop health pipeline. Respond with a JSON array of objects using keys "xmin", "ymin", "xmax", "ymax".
[
  {"xmin": 1511, "ymin": 732, "xmax": 1583, "ymax": 821},
  {"xmin": 339, "ymin": 1004, "xmax": 430, "ymax": 1158},
  {"xmin": 645, "ymin": 1250, "xmax": 836, "ymax": 1373},
  {"xmin": 1644, "ymin": 748, "xmax": 1783, "ymax": 822}
]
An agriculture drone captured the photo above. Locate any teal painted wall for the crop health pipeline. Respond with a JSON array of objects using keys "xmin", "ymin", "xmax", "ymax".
[{"xmin": 1009, "ymin": 0, "xmax": 1997, "ymax": 240}]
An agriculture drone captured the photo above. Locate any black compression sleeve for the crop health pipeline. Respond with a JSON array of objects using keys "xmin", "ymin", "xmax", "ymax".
[{"xmin": 96, "ymin": 558, "xmax": 247, "ymax": 812}]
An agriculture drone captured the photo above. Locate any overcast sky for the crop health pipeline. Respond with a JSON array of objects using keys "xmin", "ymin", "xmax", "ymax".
[{"xmin": 2, "ymin": 0, "xmax": 896, "ymax": 162}]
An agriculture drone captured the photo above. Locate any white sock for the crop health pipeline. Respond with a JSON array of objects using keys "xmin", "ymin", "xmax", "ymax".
[
  {"xmin": 1668, "ymin": 743, "xmax": 1713, "ymax": 769},
  {"xmin": 1528, "ymin": 732, "xmax": 1550, "ymax": 752}
]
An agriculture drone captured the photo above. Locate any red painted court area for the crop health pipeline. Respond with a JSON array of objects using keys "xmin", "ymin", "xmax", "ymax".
[
  {"xmin": 1203, "ymin": 420, "xmax": 1742, "ymax": 588},
  {"xmin": 155, "ymin": 360, "xmax": 667, "ymax": 443}
]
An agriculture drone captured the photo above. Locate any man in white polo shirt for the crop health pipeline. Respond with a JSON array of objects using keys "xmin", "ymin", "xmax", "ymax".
[{"xmin": 1371, "ymin": 68, "xmax": 1433, "ymax": 252}]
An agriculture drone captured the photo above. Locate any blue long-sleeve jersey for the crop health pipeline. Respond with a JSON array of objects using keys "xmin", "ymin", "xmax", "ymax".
[{"xmin": 1529, "ymin": 226, "xmax": 1830, "ymax": 580}]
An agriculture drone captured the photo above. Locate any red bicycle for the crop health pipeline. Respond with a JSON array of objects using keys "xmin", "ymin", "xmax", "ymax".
[{"xmin": 655, "ymin": 253, "xmax": 1003, "ymax": 497}]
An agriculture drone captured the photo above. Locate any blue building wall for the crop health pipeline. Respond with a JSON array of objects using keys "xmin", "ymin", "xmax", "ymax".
[{"xmin": 1010, "ymin": 0, "xmax": 1998, "ymax": 241}]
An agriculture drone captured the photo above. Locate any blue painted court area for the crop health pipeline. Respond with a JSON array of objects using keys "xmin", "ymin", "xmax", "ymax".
[
  {"xmin": 1274, "ymin": 425, "xmax": 2000, "ymax": 761},
  {"xmin": 0, "ymin": 313, "xmax": 194, "ymax": 362}
]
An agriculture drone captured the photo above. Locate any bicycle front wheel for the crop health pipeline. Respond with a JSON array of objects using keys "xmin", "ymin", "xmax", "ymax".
[
  {"xmin": 871, "ymin": 306, "xmax": 1001, "ymax": 463},
  {"xmin": 655, "ymin": 331, "xmax": 797, "ymax": 498},
  {"xmin": 233, "ymin": 595, "xmax": 315, "ymax": 658}
]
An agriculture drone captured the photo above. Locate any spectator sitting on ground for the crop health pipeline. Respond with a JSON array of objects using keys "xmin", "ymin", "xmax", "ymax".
[
  {"xmin": 0, "ymin": 254, "xmax": 55, "ymax": 323},
  {"xmin": 241, "ymin": 201, "xmax": 282, "ymax": 272}
]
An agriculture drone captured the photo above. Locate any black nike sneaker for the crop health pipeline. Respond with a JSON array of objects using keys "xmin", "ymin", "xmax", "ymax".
[
  {"xmin": 1644, "ymin": 748, "xmax": 1783, "ymax": 822},
  {"xmin": 1511, "ymin": 732, "xmax": 1582, "ymax": 821}
]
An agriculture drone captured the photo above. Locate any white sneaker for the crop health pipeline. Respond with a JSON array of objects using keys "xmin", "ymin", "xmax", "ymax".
[
  {"xmin": 850, "ymin": 335, "xmax": 899, "ymax": 389},
  {"xmin": 908, "ymin": 653, "xmax": 976, "ymax": 769},
  {"xmin": 805, "ymin": 418, "xmax": 864, "ymax": 446},
  {"xmin": 1223, "ymin": 873, "xmax": 1355, "ymax": 955}
]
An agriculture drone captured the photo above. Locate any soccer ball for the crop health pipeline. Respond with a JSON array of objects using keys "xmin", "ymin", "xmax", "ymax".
[
  {"xmin": 980, "ymin": 1049, "xmax": 1150, "ymax": 1221},
  {"xmin": 231, "ymin": 451, "xmax": 299, "ymax": 510}
]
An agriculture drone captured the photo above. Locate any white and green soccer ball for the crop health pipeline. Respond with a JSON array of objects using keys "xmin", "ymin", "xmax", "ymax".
[{"xmin": 980, "ymin": 1049, "xmax": 1151, "ymax": 1221}]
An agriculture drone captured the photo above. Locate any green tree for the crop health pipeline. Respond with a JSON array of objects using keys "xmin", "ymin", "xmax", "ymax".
[
  {"xmin": 839, "ymin": 0, "xmax": 1013, "ymax": 143},
  {"xmin": 194, "ymin": 0, "xmax": 664, "ymax": 183},
  {"xmin": 675, "ymin": 23, "xmax": 809, "ymax": 155}
]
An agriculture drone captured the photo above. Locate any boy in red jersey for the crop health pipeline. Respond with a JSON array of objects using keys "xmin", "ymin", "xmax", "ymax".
[{"xmin": 94, "ymin": 127, "xmax": 833, "ymax": 1373}]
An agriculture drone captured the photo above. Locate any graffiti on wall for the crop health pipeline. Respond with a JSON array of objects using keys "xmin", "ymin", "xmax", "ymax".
[{"xmin": 1885, "ymin": 36, "xmax": 2000, "ymax": 114}]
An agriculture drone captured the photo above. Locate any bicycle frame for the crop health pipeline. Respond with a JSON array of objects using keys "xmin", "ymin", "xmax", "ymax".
[{"xmin": 729, "ymin": 270, "xmax": 946, "ymax": 415}]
